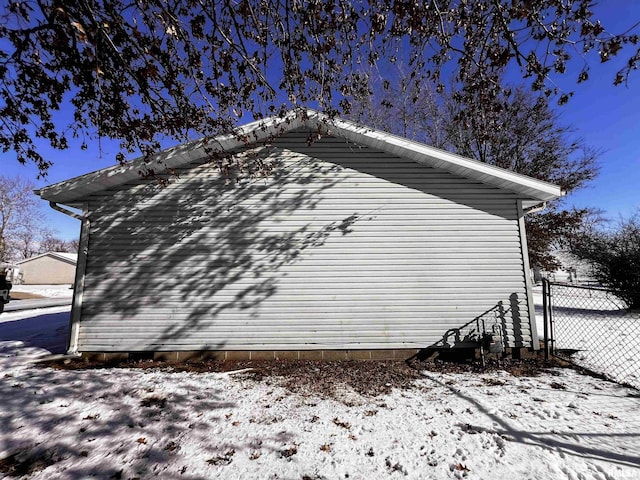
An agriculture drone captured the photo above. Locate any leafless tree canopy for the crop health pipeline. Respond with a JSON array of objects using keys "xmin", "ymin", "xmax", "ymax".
[
  {"xmin": 1, "ymin": 1, "xmax": 638, "ymax": 175},
  {"xmin": 348, "ymin": 75, "xmax": 599, "ymax": 269},
  {"xmin": 0, "ymin": 176, "xmax": 76, "ymax": 262}
]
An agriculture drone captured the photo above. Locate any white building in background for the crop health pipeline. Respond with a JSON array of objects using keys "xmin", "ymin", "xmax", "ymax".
[{"xmin": 16, "ymin": 252, "xmax": 77, "ymax": 285}]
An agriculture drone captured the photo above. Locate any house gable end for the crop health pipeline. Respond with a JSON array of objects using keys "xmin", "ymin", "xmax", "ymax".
[
  {"xmin": 36, "ymin": 111, "xmax": 561, "ymax": 208},
  {"xmin": 78, "ymin": 131, "xmax": 532, "ymax": 352}
]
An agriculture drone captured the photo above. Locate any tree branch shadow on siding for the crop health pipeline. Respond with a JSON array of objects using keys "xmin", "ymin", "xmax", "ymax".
[
  {"xmin": 80, "ymin": 147, "xmax": 359, "ymax": 350},
  {"xmin": 75, "ymin": 130, "xmax": 530, "ymax": 353}
]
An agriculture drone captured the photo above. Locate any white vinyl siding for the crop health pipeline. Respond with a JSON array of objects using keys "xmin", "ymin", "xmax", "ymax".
[{"xmin": 77, "ymin": 130, "xmax": 531, "ymax": 351}]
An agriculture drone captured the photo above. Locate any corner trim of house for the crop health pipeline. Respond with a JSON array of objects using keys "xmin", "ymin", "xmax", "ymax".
[
  {"xmin": 67, "ymin": 204, "xmax": 90, "ymax": 355},
  {"xmin": 517, "ymin": 199, "xmax": 540, "ymax": 350}
]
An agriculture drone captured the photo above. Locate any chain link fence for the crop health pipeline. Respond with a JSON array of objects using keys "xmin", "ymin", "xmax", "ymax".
[{"xmin": 544, "ymin": 281, "xmax": 640, "ymax": 389}]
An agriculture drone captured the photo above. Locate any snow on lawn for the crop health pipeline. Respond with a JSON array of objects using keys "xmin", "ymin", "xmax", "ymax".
[
  {"xmin": 10, "ymin": 284, "xmax": 74, "ymax": 298},
  {"xmin": 1, "ymin": 311, "xmax": 639, "ymax": 479},
  {"xmin": 532, "ymin": 285, "xmax": 640, "ymax": 389}
]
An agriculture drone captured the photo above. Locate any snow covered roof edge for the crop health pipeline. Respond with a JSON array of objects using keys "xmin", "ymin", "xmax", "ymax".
[{"xmin": 37, "ymin": 108, "xmax": 562, "ymax": 206}]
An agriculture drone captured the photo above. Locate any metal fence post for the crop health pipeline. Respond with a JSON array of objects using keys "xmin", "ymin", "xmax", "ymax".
[
  {"xmin": 548, "ymin": 281, "xmax": 554, "ymax": 356},
  {"xmin": 542, "ymin": 278, "xmax": 549, "ymax": 360}
]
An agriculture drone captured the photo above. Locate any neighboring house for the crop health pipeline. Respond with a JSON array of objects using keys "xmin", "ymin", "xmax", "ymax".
[
  {"xmin": 36, "ymin": 110, "xmax": 561, "ymax": 359},
  {"xmin": 16, "ymin": 252, "xmax": 78, "ymax": 285}
]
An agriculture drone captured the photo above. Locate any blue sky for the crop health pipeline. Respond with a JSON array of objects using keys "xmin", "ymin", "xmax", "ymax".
[
  {"xmin": 553, "ymin": 1, "xmax": 640, "ymax": 223},
  {"xmin": 2, "ymin": 2, "xmax": 639, "ymax": 240}
]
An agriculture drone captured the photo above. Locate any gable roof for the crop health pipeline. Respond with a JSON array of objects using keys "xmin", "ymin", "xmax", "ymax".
[
  {"xmin": 36, "ymin": 109, "xmax": 562, "ymax": 208},
  {"xmin": 16, "ymin": 252, "xmax": 78, "ymax": 266}
]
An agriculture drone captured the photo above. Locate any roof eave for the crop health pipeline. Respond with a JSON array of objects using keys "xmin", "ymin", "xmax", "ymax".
[
  {"xmin": 38, "ymin": 108, "xmax": 562, "ymax": 205},
  {"xmin": 37, "ymin": 111, "xmax": 305, "ymax": 204}
]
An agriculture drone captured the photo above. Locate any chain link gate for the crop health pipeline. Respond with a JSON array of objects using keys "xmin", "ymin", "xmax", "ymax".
[{"xmin": 542, "ymin": 279, "xmax": 640, "ymax": 389}]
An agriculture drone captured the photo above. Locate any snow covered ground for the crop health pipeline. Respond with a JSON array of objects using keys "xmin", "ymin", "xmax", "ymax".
[
  {"xmin": 10, "ymin": 284, "xmax": 74, "ymax": 298},
  {"xmin": 0, "ymin": 306, "xmax": 70, "ymax": 366},
  {"xmin": 532, "ymin": 285, "xmax": 640, "ymax": 389},
  {"xmin": 1, "ymin": 308, "xmax": 639, "ymax": 479}
]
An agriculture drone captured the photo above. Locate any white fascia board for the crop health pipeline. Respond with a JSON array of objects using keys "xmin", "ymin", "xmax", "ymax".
[
  {"xmin": 37, "ymin": 112, "xmax": 304, "ymax": 204},
  {"xmin": 305, "ymin": 111, "xmax": 563, "ymax": 202}
]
